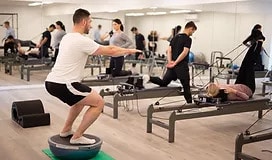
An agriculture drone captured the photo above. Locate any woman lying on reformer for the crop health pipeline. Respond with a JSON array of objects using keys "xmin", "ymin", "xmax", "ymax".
[{"xmin": 206, "ymin": 82, "xmax": 252, "ymax": 101}]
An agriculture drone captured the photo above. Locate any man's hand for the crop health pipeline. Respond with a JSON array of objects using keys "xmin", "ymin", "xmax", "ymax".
[
  {"xmin": 166, "ymin": 61, "xmax": 176, "ymax": 68},
  {"xmin": 36, "ymin": 44, "xmax": 41, "ymax": 48},
  {"xmin": 127, "ymin": 49, "xmax": 142, "ymax": 54}
]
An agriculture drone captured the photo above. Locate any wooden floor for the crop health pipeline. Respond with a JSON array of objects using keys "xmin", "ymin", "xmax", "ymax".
[{"xmin": 0, "ymin": 64, "xmax": 272, "ymax": 160}]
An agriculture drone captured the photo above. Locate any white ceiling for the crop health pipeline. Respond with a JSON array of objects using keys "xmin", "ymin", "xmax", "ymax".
[
  {"xmin": 1, "ymin": 0, "xmax": 272, "ymax": 14},
  {"xmin": 0, "ymin": 0, "xmax": 248, "ymax": 8}
]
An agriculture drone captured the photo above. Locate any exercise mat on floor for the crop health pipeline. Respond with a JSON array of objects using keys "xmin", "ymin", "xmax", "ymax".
[{"xmin": 42, "ymin": 149, "xmax": 115, "ymax": 160}]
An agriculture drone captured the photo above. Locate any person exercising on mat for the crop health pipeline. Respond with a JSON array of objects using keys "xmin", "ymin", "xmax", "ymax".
[
  {"xmin": 206, "ymin": 24, "xmax": 264, "ymax": 101},
  {"xmin": 45, "ymin": 8, "xmax": 140, "ymax": 145},
  {"xmin": 148, "ymin": 21, "xmax": 197, "ymax": 103}
]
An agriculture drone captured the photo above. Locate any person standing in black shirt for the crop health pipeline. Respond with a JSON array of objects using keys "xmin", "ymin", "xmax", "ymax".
[
  {"xmin": 36, "ymin": 24, "xmax": 56, "ymax": 58},
  {"xmin": 235, "ymin": 24, "xmax": 265, "ymax": 94},
  {"xmin": 131, "ymin": 27, "xmax": 146, "ymax": 60},
  {"xmin": 149, "ymin": 21, "xmax": 197, "ymax": 103}
]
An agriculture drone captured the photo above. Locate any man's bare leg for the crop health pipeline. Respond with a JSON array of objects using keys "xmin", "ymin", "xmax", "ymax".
[{"xmin": 60, "ymin": 90, "xmax": 104, "ymax": 144}]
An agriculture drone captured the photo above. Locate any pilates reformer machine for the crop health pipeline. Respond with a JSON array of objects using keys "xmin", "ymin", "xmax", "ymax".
[
  {"xmin": 82, "ymin": 55, "xmax": 143, "ymax": 86},
  {"xmin": 123, "ymin": 54, "xmax": 145, "ymax": 70},
  {"xmin": 1, "ymin": 53, "xmax": 18, "ymax": 74},
  {"xmin": 84, "ymin": 55, "xmax": 103, "ymax": 76},
  {"xmin": 146, "ymin": 43, "xmax": 272, "ymax": 144},
  {"xmin": 100, "ymin": 82, "xmax": 201, "ymax": 119},
  {"xmin": 20, "ymin": 57, "xmax": 52, "ymax": 81},
  {"xmin": 141, "ymin": 56, "xmax": 167, "ymax": 75},
  {"xmin": 2, "ymin": 38, "xmax": 54, "ymax": 79},
  {"xmin": 234, "ymin": 99, "xmax": 272, "ymax": 160},
  {"xmin": 98, "ymin": 60, "xmax": 210, "ymax": 119},
  {"xmin": 234, "ymin": 131, "xmax": 272, "ymax": 160},
  {"xmin": 122, "ymin": 53, "xmax": 167, "ymax": 76},
  {"xmin": 146, "ymin": 94, "xmax": 271, "ymax": 143}
]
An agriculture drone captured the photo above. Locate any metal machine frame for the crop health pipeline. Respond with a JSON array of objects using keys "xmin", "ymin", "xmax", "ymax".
[
  {"xmin": 234, "ymin": 132, "xmax": 272, "ymax": 160},
  {"xmin": 20, "ymin": 58, "xmax": 52, "ymax": 81},
  {"xmin": 100, "ymin": 86, "xmax": 200, "ymax": 119},
  {"xmin": 146, "ymin": 96, "xmax": 270, "ymax": 143}
]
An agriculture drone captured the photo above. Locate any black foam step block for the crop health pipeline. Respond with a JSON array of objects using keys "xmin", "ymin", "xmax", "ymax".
[{"xmin": 12, "ymin": 99, "xmax": 50, "ymax": 128}]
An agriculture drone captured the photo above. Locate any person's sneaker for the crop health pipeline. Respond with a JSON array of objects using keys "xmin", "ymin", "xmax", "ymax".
[
  {"xmin": 60, "ymin": 130, "xmax": 74, "ymax": 138},
  {"xmin": 70, "ymin": 136, "xmax": 96, "ymax": 145},
  {"xmin": 142, "ymin": 74, "xmax": 150, "ymax": 84}
]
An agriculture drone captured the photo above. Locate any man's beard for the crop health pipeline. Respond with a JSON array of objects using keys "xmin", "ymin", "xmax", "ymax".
[{"xmin": 84, "ymin": 27, "xmax": 89, "ymax": 34}]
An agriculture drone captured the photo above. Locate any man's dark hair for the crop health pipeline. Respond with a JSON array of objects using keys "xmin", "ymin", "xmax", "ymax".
[
  {"xmin": 4, "ymin": 21, "xmax": 10, "ymax": 26},
  {"xmin": 49, "ymin": 24, "xmax": 56, "ymax": 29},
  {"xmin": 73, "ymin": 8, "xmax": 90, "ymax": 24},
  {"xmin": 252, "ymin": 24, "xmax": 261, "ymax": 31},
  {"xmin": 98, "ymin": 24, "xmax": 102, "ymax": 29},
  {"xmin": 7, "ymin": 35, "xmax": 14, "ymax": 39},
  {"xmin": 185, "ymin": 21, "xmax": 197, "ymax": 30},
  {"xmin": 131, "ymin": 27, "xmax": 137, "ymax": 32}
]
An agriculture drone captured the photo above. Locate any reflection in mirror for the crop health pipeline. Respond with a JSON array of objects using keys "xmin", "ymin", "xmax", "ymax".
[
  {"xmin": 0, "ymin": 1, "xmax": 46, "ymax": 86},
  {"xmin": 0, "ymin": 1, "xmax": 272, "ymax": 87},
  {"xmin": 125, "ymin": 0, "xmax": 272, "ymax": 74}
]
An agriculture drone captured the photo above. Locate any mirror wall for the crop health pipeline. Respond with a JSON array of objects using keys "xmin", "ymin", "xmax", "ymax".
[{"xmin": 0, "ymin": 0, "xmax": 272, "ymax": 86}]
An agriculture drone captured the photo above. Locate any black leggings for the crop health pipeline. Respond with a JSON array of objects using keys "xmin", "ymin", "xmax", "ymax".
[
  {"xmin": 235, "ymin": 41, "xmax": 263, "ymax": 94},
  {"xmin": 149, "ymin": 62, "xmax": 192, "ymax": 103},
  {"xmin": 109, "ymin": 56, "xmax": 131, "ymax": 77},
  {"xmin": 39, "ymin": 46, "xmax": 49, "ymax": 58},
  {"xmin": 52, "ymin": 48, "xmax": 59, "ymax": 62}
]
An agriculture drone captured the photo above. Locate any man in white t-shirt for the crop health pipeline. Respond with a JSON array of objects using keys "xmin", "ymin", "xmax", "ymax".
[{"xmin": 45, "ymin": 8, "xmax": 140, "ymax": 145}]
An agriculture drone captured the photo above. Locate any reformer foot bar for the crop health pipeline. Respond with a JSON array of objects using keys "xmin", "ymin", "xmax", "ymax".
[
  {"xmin": 100, "ymin": 86, "xmax": 200, "ymax": 119},
  {"xmin": 234, "ymin": 132, "xmax": 272, "ymax": 160},
  {"xmin": 81, "ymin": 75, "xmax": 141, "ymax": 86},
  {"xmin": 146, "ymin": 96, "xmax": 270, "ymax": 143}
]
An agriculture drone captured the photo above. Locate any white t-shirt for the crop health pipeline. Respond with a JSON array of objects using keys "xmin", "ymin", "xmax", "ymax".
[{"xmin": 46, "ymin": 32, "xmax": 100, "ymax": 83}]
